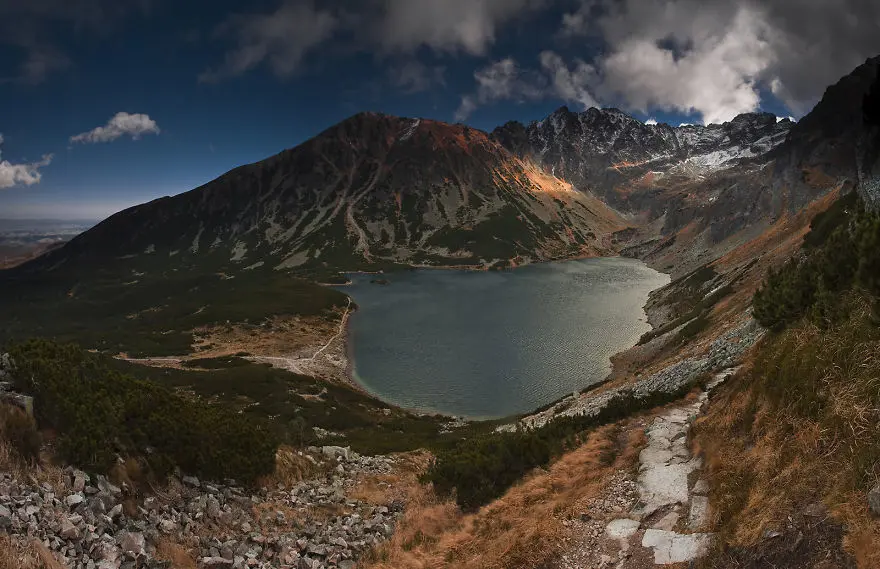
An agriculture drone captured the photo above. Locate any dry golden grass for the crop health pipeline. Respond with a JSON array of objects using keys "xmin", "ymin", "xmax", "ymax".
[
  {"xmin": 362, "ymin": 424, "xmax": 644, "ymax": 569},
  {"xmin": 0, "ymin": 431, "xmax": 63, "ymax": 491},
  {"xmin": 257, "ymin": 446, "xmax": 324, "ymax": 489},
  {"xmin": 155, "ymin": 537, "xmax": 198, "ymax": 569},
  {"xmin": 0, "ymin": 536, "xmax": 65, "ymax": 569},
  {"xmin": 349, "ymin": 451, "xmax": 432, "ymax": 506},
  {"xmin": 695, "ymin": 314, "xmax": 880, "ymax": 568}
]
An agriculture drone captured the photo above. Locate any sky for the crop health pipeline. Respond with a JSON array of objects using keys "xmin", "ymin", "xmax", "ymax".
[{"xmin": 0, "ymin": 0, "xmax": 878, "ymax": 221}]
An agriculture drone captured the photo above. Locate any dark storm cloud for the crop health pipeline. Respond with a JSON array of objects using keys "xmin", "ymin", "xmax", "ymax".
[
  {"xmin": 0, "ymin": 0, "xmax": 152, "ymax": 84},
  {"xmin": 197, "ymin": 1, "xmax": 339, "ymax": 83},
  {"xmin": 373, "ymin": 0, "xmax": 544, "ymax": 56},
  {"xmin": 387, "ymin": 60, "xmax": 447, "ymax": 94},
  {"xmin": 200, "ymin": 0, "xmax": 545, "ymax": 81}
]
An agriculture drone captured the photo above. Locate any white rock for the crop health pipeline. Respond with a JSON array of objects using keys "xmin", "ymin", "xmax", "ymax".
[
  {"xmin": 605, "ymin": 518, "xmax": 640, "ymax": 540},
  {"xmin": 689, "ymin": 495, "xmax": 710, "ymax": 530},
  {"xmin": 65, "ymin": 494, "xmax": 84, "ymax": 507},
  {"xmin": 642, "ymin": 529, "xmax": 712, "ymax": 564},
  {"xmin": 691, "ymin": 479, "xmax": 710, "ymax": 495}
]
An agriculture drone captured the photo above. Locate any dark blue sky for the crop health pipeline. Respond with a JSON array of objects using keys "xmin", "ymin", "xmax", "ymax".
[{"xmin": 1, "ymin": 0, "xmax": 877, "ymax": 220}]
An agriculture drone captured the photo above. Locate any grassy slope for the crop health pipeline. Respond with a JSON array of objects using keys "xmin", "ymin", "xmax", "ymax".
[{"xmin": 695, "ymin": 193, "xmax": 880, "ymax": 568}]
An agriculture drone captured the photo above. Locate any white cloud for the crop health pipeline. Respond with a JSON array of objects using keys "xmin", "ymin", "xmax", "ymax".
[
  {"xmin": 645, "ymin": 118, "xmax": 658, "ymax": 125},
  {"xmin": 455, "ymin": 52, "xmax": 604, "ymax": 121},
  {"xmin": 557, "ymin": 0, "xmax": 880, "ymax": 122},
  {"xmin": 595, "ymin": 5, "xmax": 775, "ymax": 124},
  {"xmin": 199, "ymin": 0, "xmax": 338, "ymax": 82},
  {"xmin": 0, "ymin": 134, "xmax": 53, "ymax": 189},
  {"xmin": 539, "ymin": 51, "xmax": 599, "ymax": 110},
  {"xmin": 70, "ymin": 112, "xmax": 160, "ymax": 144}
]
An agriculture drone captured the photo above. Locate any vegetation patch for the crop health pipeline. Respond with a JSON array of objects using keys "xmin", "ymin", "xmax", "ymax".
[
  {"xmin": 424, "ymin": 384, "xmax": 697, "ymax": 510},
  {"xmin": 6, "ymin": 340, "xmax": 279, "ymax": 484},
  {"xmin": 0, "ymin": 267, "xmax": 348, "ymax": 357},
  {"xmin": 753, "ymin": 193, "xmax": 880, "ymax": 330},
  {"xmin": 697, "ymin": 192, "xmax": 880, "ymax": 567}
]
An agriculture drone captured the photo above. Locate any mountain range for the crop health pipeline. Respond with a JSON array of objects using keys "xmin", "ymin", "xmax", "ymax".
[
  {"xmin": 2, "ymin": 56, "xmax": 879, "ymax": 353},
  {"xmin": 19, "ymin": 57, "xmax": 877, "ymax": 282}
]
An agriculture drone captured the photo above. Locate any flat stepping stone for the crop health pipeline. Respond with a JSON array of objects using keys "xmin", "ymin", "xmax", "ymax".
[
  {"xmin": 642, "ymin": 529, "xmax": 712, "ymax": 564},
  {"xmin": 605, "ymin": 518, "xmax": 641, "ymax": 540},
  {"xmin": 639, "ymin": 447, "xmax": 674, "ymax": 465},
  {"xmin": 638, "ymin": 462, "xmax": 696, "ymax": 510},
  {"xmin": 691, "ymin": 479, "xmax": 710, "ymax": 495},
  {"xmin": 652, "ymin": 511, "xmax": 680, "ymax": 531},
  {"xmin": 689, "ymin": 495, "xmax": 710, "ymax": 530}
]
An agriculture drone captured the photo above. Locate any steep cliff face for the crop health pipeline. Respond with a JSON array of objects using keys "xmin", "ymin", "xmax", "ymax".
[
  {"xmin": 27, "ymin": 113, "xmax": 623, "ymax": 276},
  {"xmin": 490, "ymin": 107, "xmax": 798, "ymax": 273}
]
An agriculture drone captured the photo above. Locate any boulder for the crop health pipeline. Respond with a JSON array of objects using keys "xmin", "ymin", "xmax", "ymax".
[
  {"xmin": 65, "ymin": 493, "xmax": 85, "ymax": 508},
  {"xmin": 118, "ymin": 531, "xmax": 145, "ymax": 557},
  {"xmin": 321, "ymin": 446, "xmax": 350, "ymax": 461},
  {"xmin": 60, "ymin": 518, "xmax": 81, "ymax": 540}
]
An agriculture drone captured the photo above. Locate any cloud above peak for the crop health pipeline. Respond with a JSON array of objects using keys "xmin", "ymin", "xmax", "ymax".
[
  {"xmin": 555, "ymin": 0, "xmax": 880, "ymax": 124},
  {"xmin": 70, "ymin": 112, "xmax": 161, "ymax": 144},
  {"xmin": 0, "ymin": 134, "xmax": 53, "ymax": 189}
]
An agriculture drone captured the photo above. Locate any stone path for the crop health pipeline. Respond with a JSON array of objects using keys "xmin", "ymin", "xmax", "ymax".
[{"xmin": 557, "ymin": 369, "xmax": 734, "ymax": 568}]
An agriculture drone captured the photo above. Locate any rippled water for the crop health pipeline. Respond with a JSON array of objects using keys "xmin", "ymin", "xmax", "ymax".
[{"xmin": 338, "ymin": 257, "xmax": 669, "ymax": 419}]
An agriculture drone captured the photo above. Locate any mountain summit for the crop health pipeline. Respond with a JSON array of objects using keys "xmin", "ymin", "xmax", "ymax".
[{"xmin": 28, "ymin": 113, "xmax": 624, "ymax": 277}]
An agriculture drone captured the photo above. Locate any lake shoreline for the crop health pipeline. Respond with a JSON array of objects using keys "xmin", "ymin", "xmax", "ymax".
[{"xmin": 335, "ymin": 256, "xmax": 671, "ymax": 421}]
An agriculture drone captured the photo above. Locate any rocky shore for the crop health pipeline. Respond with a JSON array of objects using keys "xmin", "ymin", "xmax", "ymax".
[{"xmin": 508, "ymin": 318, "xmax": 763, "ymax": 430}]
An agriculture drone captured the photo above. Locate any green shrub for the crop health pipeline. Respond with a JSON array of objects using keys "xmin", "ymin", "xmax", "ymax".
[
  {"xmin": 424, "ymin": 384, "xmax": 694, "ymax": 510},
  {"xmin": 6, "ymin": 339, "xmax": 279, "ymax": 484},
  {"xmin": 753, "ymin": 193, "xmax": 880, "ymax": 329}
]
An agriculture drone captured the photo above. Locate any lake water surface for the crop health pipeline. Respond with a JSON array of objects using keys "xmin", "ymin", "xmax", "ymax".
[{"xmin": 338, "ymin": 257, "xmax": 669, "ymax": 419}]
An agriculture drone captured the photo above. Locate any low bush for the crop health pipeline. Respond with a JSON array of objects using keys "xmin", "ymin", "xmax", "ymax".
[
  {"xmin": 753, "ymin": 193, "xmax": 880, "ymax": 330},
  {"xmin": 424, "ymin": 384, "xmax": 694, "ymax": 510},
  {"xmin": 5, "ymin": 339, "xmax": 279, "ymax": 484},
  {"xmin": 0, "ymin": 404, "xmax": 41, "ymax": 464}
]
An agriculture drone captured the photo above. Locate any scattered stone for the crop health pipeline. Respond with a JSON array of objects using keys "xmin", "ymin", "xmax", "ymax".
[
  {"xmin": 0, "ymin": 446, "xmax": 400, "ymax": 569},
  {"xmin": 119, "ymin": 531, "xmax": 145, "ymax": 557},
  {"xmin": 65, "ymin": 493, "xmax": 85, "ymax": 507},
  {"xmin": 59, "ymin": 518, "xmax": 80, "ymax": 540},
  {"xmin": 691, "ymin": 479, "xmax": 710, "ymax": 495},
  {"xmin": 182, "ymin": 476, "xmax": 201, "ymax": 488}
]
